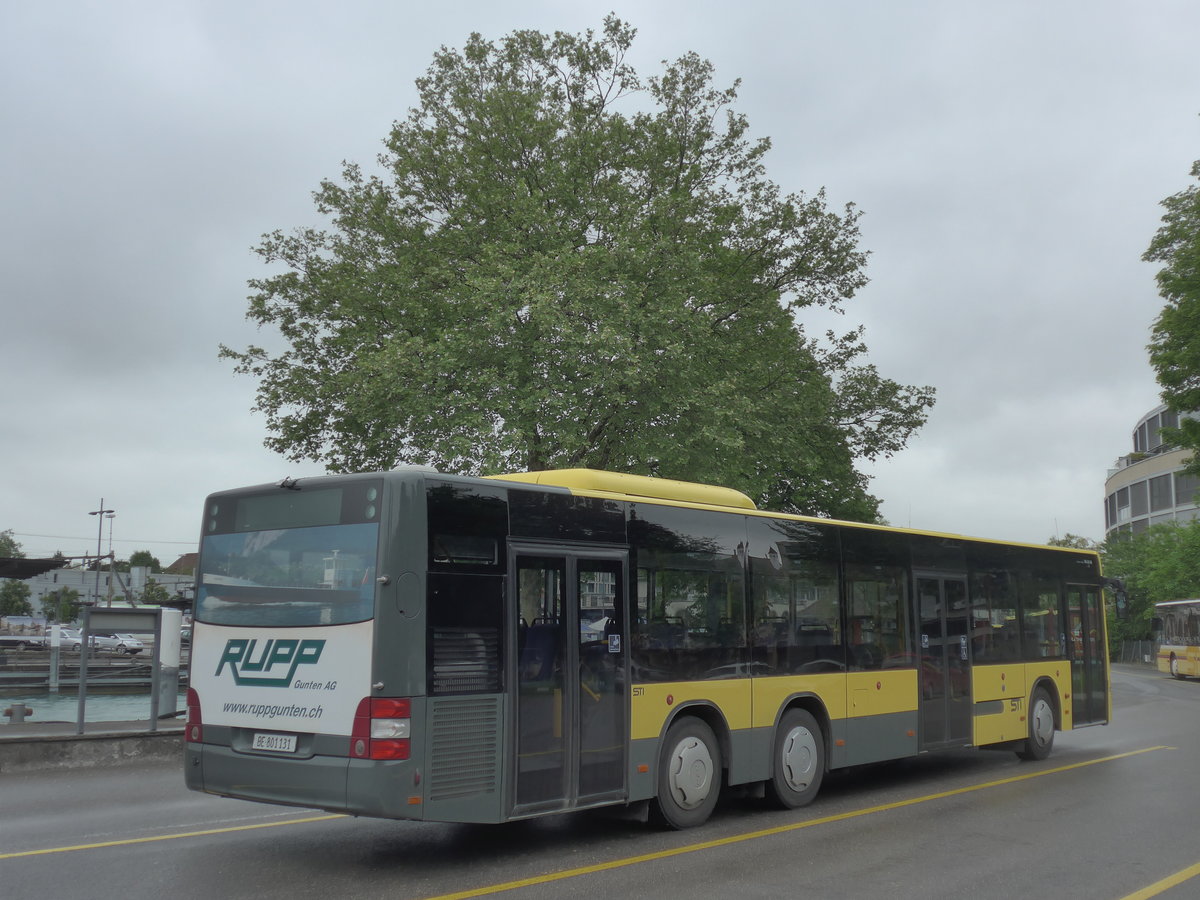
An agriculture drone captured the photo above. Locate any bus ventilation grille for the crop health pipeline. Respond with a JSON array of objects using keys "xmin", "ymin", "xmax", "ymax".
[
  {"xmin": 429, "ymin": 697, "xmax": 500, "ymax": 800},
  {"xmin": 431, "ymin": 627, "xmax": 500, "ymax": 694}
]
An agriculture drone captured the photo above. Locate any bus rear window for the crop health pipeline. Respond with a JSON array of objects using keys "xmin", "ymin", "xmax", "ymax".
[
  {"xmin": 196, "ymin": 523, "xmax": 379, "ymax": 626},
  {"xmin": 197, "ymin": 480, "xmax": 382, "ymax": 627}
]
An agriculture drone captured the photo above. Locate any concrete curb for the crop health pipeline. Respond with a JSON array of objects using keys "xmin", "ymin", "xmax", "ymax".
[{"xmin": 0, "ymin": 730, "xmax": 183, "ymax": 773}]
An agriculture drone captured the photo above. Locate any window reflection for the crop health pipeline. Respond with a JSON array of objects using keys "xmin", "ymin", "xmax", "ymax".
[{"xmin": 197, "ymin": 523, "xmax": 378, "ymax": 626}]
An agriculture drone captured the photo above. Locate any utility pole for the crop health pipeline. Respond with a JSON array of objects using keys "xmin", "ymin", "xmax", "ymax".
[{"xmin": 88, "ymin": 499, "xmax": 114, "ymax": 608}]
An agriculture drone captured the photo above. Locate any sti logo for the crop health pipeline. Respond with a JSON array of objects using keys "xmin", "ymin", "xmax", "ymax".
[{"xmin": 215, "ymin": 638, "xmax": 325, "ymax": 687}]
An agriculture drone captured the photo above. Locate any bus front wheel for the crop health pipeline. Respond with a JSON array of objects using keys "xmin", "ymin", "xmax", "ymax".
[
  {"xmin": 765, "ymin": 708, "xmax": 824, "ymax": 809},
  {"xmin": 1170, "ymin": 654, "xmax": 1186, "ymax": 679},
  {"xmin": 652, "ymin": 717, "xmax": 722, "ymax": 829},
  {"xmin": 1016, "ymin": 687, "xmax": 1055, "ymax": 761}
]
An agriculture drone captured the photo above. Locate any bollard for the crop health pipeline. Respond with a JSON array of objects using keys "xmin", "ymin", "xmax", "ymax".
[{"xmin": 4, "ymin": 702, "xmax": 33, "ymax": 723}]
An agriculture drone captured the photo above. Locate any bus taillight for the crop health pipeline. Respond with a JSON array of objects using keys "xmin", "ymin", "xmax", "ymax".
[
  {"xmin": 351, "ymin": 697, "xmax": 411, "ymax": 760},
  {"xmin": 185, "ymin": 687, "xmax": 203, "ymax": 743}
]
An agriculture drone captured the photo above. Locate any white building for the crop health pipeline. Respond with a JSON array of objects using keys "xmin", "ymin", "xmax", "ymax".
[
  {"xmin": 22, "ymin": 562, "xmax": 194, "ymax": 610},
  {"xmin": 1104, "ymin": 404, "xmax": 1200, "ymax": 536}
]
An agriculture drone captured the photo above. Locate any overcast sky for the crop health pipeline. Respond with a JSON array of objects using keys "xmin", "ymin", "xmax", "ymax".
[{"xmin": 3, "ymin": 1, "xmax": 1198, "ymax": 566}]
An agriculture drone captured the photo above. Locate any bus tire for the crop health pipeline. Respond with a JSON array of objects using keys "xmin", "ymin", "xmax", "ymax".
[
  {"xmin": 765, "ymin": 708, "xmax": 824, "ymax": 809},
  {"xmin": 1016, "ymin": 687, "xmax": 1055, "ymax": 761},
  {"xmin": 1170, "ymin": 654, "xmax": 1186, "ymax": 679},
  {"xmin": 652, "ymin": 717, "xmax": 722, "ymax": 829}
]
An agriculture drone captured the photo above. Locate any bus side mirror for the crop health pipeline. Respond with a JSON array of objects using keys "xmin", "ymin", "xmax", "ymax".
[{"xmin": 1102, "ymin": 578, "xmax": 1128, "ymax": 619}]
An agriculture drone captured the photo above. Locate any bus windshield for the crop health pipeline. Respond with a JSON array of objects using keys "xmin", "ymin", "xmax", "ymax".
[{"xmin": 196, "ymin": 522, "xmax": 379, "ymax": 627}]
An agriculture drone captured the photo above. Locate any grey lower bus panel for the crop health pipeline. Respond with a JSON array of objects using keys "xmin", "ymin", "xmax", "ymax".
[
  {"xmin": 832, "ymin": 710, "xmax": 920, "ymax": 768},
  {"xmin": 414, "ymin": 694, "xmax": 507, "ymax": 823},
  {"xmin": 187, "ymin": 743, "xmax": 355, "ymax": 813}
]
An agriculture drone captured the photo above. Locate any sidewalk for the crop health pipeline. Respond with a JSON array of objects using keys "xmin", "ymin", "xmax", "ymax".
[{"xmin": 0, "ymin": 717, "xmax": 184, "ymax": 773}]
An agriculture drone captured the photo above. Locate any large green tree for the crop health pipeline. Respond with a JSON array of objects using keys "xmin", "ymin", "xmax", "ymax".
[
  {"xmin": 110, "ymin": 550, "xmax": 162, "ymax": 574},
  {"xmin": 223, "ymin": 18, "xmax": 934, "ymax": 519},
  {"xmin": 1147, "ymin": 157, "xmax": 1200, "ymax": 464},
  {"xmin": 1101, "ymin": 521, "xmax": 1200, "ymax": 643}
]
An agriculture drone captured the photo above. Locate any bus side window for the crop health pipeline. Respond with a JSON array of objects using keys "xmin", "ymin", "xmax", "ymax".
[
  {"xmin": 844, "ymin": 565, "xmax": 909, "ymax": 672},
  {"xmin": 1018, "ymin": 577, "xmax": 1063, "ymax": 660},
  {"xmin": 970, "ymin": 570, "xmax": 1019, "ymax": 663}
]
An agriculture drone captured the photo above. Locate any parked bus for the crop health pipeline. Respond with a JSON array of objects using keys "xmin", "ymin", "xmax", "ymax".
[
  {"xmin": 1154, "ymin": 599, "xmax": 1200, "ymax": 679},
  {"xmin": 184, "ymin": 468, "xmax": 1110, "ymax": 828}
]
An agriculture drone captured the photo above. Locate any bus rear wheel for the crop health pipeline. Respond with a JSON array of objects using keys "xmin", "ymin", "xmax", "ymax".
[
  {"xmin": 1016, "ymin": 687, "xmax": 1055, "ymax": 761},
  {"xmin": 1170, "ymin": 654, "xmax": 1186, "ymax": 680},
  {"xmin": 652, "ymin": 717, "xmax": 722, "ymax": 829},
  {"xmin": 765, "ymin": 709, "xmax": 824, "ymax": 809}
]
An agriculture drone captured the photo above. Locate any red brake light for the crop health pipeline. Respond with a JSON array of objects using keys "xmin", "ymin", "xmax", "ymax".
[
  {"xmin": 185, "ymin": 687, "xmax": 203, "ymax": 743},
  {"xmin": 371, "ymin": 698, "xmax": 411, "ymax": 718},
  {"xmin": 351, "ymin": 696, "xmax": 411, "ymax": 760}
]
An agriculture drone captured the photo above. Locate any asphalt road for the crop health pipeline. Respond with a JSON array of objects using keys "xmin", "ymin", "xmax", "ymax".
[{"xmin": 2, "ymin": 665, "xmax": 1197, "ymax": 900}]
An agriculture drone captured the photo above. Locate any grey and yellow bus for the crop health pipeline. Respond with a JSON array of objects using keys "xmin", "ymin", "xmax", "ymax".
[
  {"xmin": 1155, "ymin": 599, "xmax": 1200, "ymax": 679},
  {"xmin": 184, "ymin": 468, "xmax": 1110, "ymax": 828}
]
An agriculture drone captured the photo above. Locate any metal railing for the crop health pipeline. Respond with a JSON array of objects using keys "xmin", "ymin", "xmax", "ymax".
[{"xmin": 1115, "ymin": 640, "xmax": 1158, "ymax": 665}]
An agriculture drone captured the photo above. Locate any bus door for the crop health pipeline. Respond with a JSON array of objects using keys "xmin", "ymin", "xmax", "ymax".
[
  {"xmin": 511, "ymin": 549, "xmax": 627, "ymax": 815},
  {"xmin": 916, "ymin": 573, "xmax": 972, "ymax": 748},
  {"xmin": 1066, "ymin": 584, "xmax": 1108, "ymax": 725}
]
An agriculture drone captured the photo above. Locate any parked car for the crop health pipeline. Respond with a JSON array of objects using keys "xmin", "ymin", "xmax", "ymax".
[
  {"xmin": 53, "ymin": 628, "xmax": 120, "ymax": 653},
  {"xmin": 87, "ymin": 633, "xmax": 122, "ymax": 653},
  {"xmin": 55, "ymin": 627, "xmax": 84, "ymax": 649},
  {"xmin": 110, "ymin": 633, "xmax": 144, "ymax": 655}
]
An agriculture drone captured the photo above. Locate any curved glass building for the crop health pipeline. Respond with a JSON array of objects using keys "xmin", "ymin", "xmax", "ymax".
[{"xmin": 1104, "ymin": 404, "xmax": 1200, "ymax": 536}]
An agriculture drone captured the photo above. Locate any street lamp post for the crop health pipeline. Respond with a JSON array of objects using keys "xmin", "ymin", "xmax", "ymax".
[
  {"xmin": 88, "ymin": 500, "xmax": 114, "ymax": 608},
  {"xmin": 104, "ymin": 512, "xmax": 116, "ymax": 605}
]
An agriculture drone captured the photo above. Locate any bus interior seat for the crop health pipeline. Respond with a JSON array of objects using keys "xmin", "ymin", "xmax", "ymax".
[
  {"xmin": 519, "ymin": 624, "xmax": 560, "ymax": 680},
  {"xmin": 648, "ymin": 620, "xmax": 685, "ymax": 649}
]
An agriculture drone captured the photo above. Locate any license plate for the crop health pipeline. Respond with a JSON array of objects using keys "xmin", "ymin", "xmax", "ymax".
[{"xmin": 252, "ymin": 732, "xmax": 297, "ymax": 753}]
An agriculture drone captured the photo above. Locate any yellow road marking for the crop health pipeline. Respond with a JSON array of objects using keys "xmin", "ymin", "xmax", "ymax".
[
  {"xmin": 0, "ymin": 813, "xmax": 343, "ymax": 860},
  {"xmin": 0, "ymin": 744, "xmax": 1170, "ymax": 884},
  {"xmin": 1118, "ymin": 860, "xmax": 1200, "ymax": 900},
  {"xmin": 421, "ymin": 746, "xmax": 1172, "ymax": 900}
]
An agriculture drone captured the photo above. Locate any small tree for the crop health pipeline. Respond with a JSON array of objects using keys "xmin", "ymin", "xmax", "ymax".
[
  {"xmin": 138, "ymin": 579, "xmax": 171, "ymax": 606},
  {"xmin": 0, "ymin": 579, "xmax": 33, "ymax": 617},
  {"xmin": 40, "ymin": 588, "xmax": 82, "ymax": 624},
  {"xmin": 1048, "ymin": 533, "xmax": 1100, "ymax": 550},
  {"xmin": 128, "ymin": 550, "xmax": 162, "ymax": 573},
  {"xmin": 0, "ymin": 530, "xmax": 24, "ymax": 558}
]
